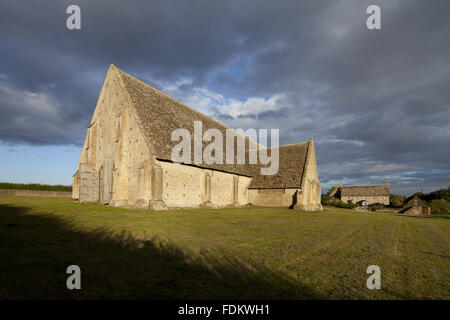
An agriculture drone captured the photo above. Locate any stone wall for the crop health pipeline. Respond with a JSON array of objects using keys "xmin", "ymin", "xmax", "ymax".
[
  {"xmin": 210, "ymin": 170, "xmax": 235, "ymax": 206},
  {"xmin": 72, "ymin": 171, "xmax": 79, "ymax": 199},
  {"xmin": 342, "ymin": 195, "xmax": 389, "ymax": 205},
  {"xmin": 249, "ymin": 188, "xmax": 298, "ymax": 207},
  {"xmin": 79, "ymin": 163, "xmax": 99, "ymax": 203},
  {"xmin": 294, "ymin": 140, "xmax": 322, "ymax": 211},
  {"xmin": 404, "ymin": 206, "xmax": 431, "ymax": 216},
  {"xmin": 159, "ymin": 160, "xmax": 251, "ymax": 208},
  {"xmin": 76, "ymin": 66, "xmax": 153, "ymax": 208},
  {"xmin": 160, "ymin": 161, "xmax": 204, "ymax": 208}
]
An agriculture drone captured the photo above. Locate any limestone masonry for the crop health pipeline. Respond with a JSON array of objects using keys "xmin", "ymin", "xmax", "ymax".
[
  {"xmin": 329, "ymin": 181, "xmax": 390, "ymax": 205},
  {"xmin": 72, "ymin": 65, "xmax": 323, "ymax": 211}
]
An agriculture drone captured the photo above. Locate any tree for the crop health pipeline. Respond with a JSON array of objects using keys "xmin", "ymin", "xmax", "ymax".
[
  {"xmin": 389, "ymin": 194, "xmax": 405, "ymax": 208},
  {"xmin": 430, "ymin": 199, "xmax": 449, "ymax": 214},
  {"xmin": 321, "ymin": 185, "xmax": 337, "ymax": 206}
]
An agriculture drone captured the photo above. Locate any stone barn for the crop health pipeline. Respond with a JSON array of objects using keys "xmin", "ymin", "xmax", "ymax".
[
  {"xmin": 330, "ymin": 181, "xmax": 390, "ymax": 205},
  {"xmin": 401, "ymin": 195, "xmax": 431, "ymax": 215},
  {"xmin": 72, "ymin": 65, "xmax": 322, "ymax": 211}
]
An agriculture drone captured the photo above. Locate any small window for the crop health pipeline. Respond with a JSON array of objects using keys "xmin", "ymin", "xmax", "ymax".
[
  {"xmin": 86, "ymin": 127, "xmax": 90, "ymax": 149},
  {"xmin": 115, "ymin": 115, "xmax": 122, "ymax": 140}
]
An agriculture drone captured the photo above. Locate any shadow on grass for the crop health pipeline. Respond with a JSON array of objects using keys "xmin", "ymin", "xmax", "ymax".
[{"xmin": 0, "ymin": 204, "xmax": 325, "ymax": 299}]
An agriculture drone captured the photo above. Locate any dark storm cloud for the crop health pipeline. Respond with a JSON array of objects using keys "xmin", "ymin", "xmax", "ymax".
[{"xmin": 0, "ymin": 0, "xmax": 449, "ymax": 194}]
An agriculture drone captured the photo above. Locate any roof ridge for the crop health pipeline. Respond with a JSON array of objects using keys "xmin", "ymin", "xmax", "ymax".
[
  {"xmin": 342, "ymin": 185, "xmax": 386, "ymax": 188},
  {"xmin": 277, "ymin": 140, "xmax": 310, "ymax": 148},
  {"xmin": 299, "ymin": 139, "xmax": 312, "ymax": 190}
]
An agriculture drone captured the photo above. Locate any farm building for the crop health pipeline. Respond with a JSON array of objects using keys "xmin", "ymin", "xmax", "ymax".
[
  {"xmin": 329, "ymin": 181, "xmax": 390, "ymax": 205},
  {"xmin": 400, "ymin": 195, "xmax": 431, "ymax": 215},
  {"xmin": 72, "ymin": 65, "xmax": 323, "ymax": 211}
]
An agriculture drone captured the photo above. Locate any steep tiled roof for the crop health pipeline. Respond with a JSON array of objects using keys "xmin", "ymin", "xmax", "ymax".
[
  {"xmin": 113, "ymin": 65, "xmax": 310, "ymax": 188},
  {"xmin": 248, "ymin": 141, "xmax": 309, "ymax": 189},
  {"xmin": 340, "ymin": 186, "xmax": 389, "ymax": 196}
]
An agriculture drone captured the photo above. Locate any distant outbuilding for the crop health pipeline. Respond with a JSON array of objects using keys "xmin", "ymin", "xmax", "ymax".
[
  {"xmin": 400, "ymin": 195, "xmax": 431, "ymax": 216},
  {"xmin": 329, "ymin": 181, "xmax": 390, "ymax": 206}
]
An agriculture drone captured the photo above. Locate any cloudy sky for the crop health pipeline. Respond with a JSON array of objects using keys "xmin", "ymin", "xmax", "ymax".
[{"xmin": 0, "ymin": 0, "xmax": 449, "ymax": 195}]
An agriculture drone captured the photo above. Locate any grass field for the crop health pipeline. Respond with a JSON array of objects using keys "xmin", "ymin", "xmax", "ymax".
[{"xmin": 0, "ymin": 195, "xmax": 449, "ymax": 299}]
